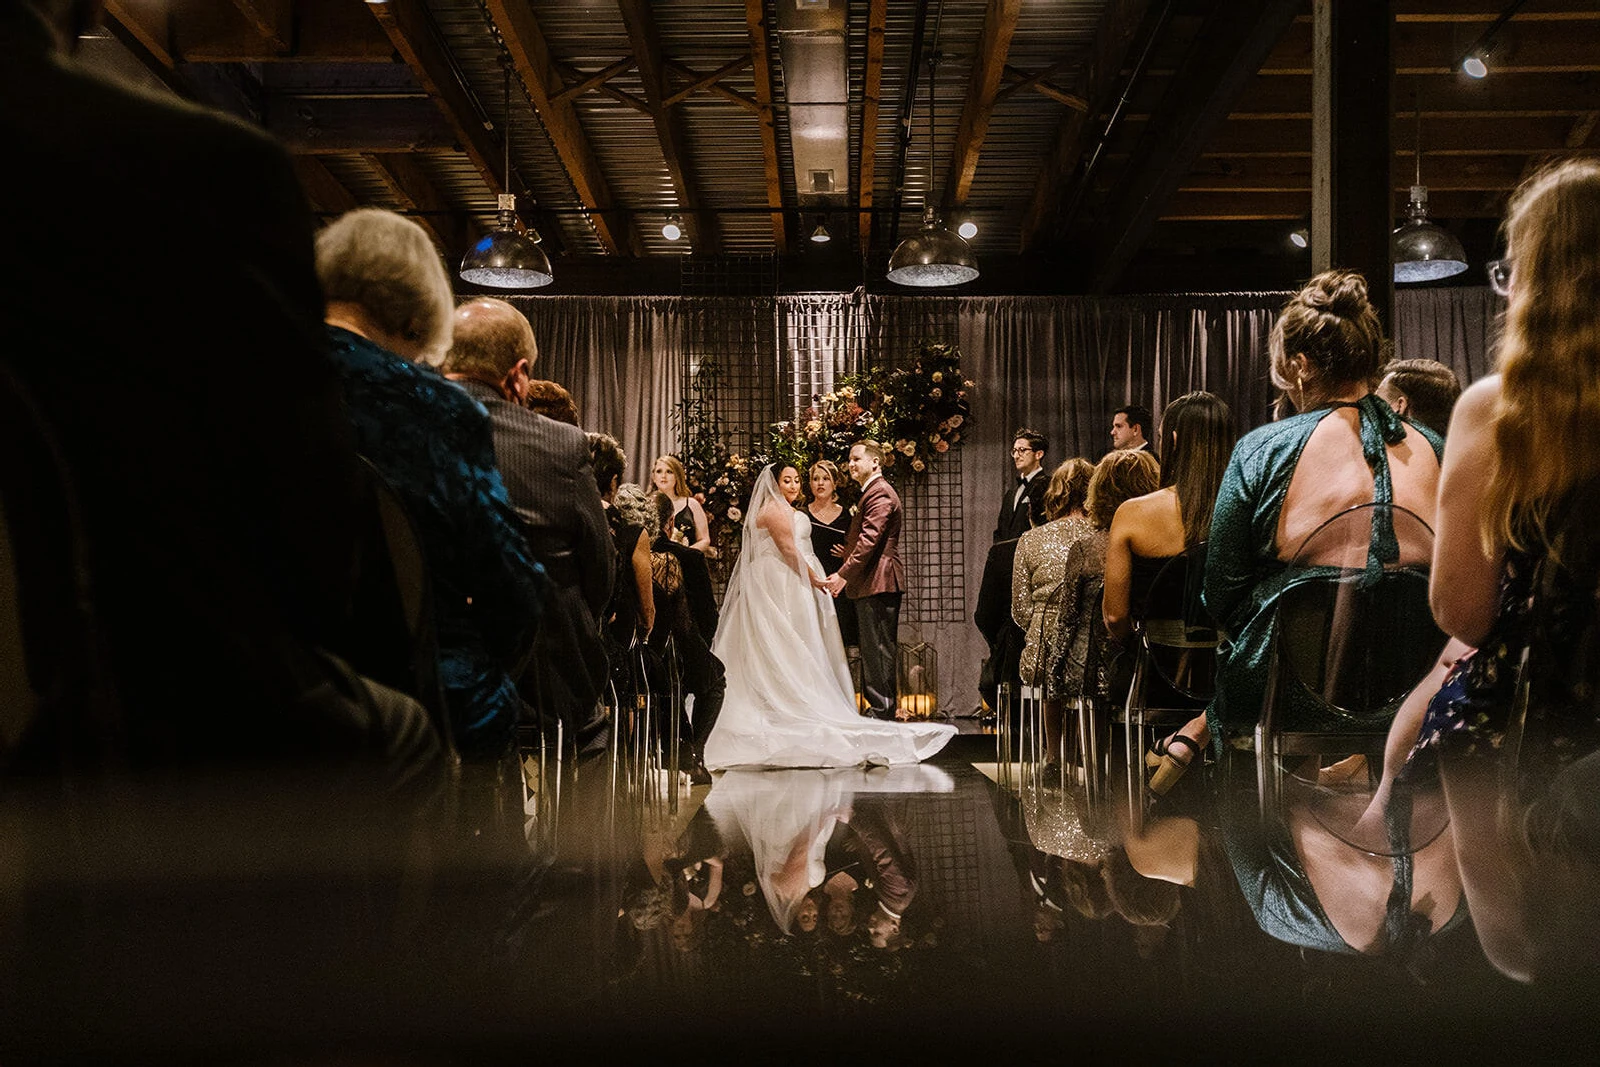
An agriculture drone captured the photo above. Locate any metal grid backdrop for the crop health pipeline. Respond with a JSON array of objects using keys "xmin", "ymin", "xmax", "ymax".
[{"xmin": 676, "ymin": 268, "xmax": 965, "ymax": 626}]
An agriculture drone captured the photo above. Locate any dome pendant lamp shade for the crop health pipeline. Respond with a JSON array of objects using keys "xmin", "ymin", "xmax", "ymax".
[
  {"xmin": 460, "ymin": 193, "xmax": 553, "ymax": 288},
  {"xmin": 1393, "ymin": 93, "xmax": 1466, "ymax": 284},
  {"xmin": 459, "ymin": 58, "xmax": 552, "ymax": 289},
  {"xmin": 1392, "ymin": 185, "xmax": 1468, "ymax": 283},
  {"xmin": 887, "ymin": 206, "xmax": 979, "ymax": 286}
]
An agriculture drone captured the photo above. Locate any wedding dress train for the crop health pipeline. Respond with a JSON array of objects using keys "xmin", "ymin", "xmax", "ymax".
[{"xmin": 703, "ymin": 467, "xmax": 955, "ymax": 770}]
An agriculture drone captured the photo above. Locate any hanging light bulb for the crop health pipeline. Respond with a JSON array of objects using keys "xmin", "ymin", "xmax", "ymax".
[
  {"xmin": 1393, "ymin": 92, "xmax": 1467, "ymax": 283},
  {"xmin": 887, "ymin": 50, "xmax": 979, "ymax": 288},
  {"xmin": 662, "ymin": 214, "xmax": 683, "ymax": 241},
  {"xmin": 460, "ymin": 59, "xmax": 552, "ymax": 289}
]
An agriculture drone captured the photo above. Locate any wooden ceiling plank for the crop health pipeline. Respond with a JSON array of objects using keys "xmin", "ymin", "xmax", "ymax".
[
  {"xmin": 266, "ymin": 96, "xmax": 457, "ymax": 154},
  {"xmin": 858, "ymin": 0, "xmax": 888, "ymax": 253},
  {"xmin": 1020, "ymin": 0, "xmax": 1152, "ymax": 252},
  {"xmin": 227, "ymin": 0, "xmax": 290, "ymax": 53},
  {"xmin": 745, "ymin": 0, "xmax": 787, "ymax": 251},
  {"xmin": 618, "ymin": 0, "xmax": 720, "ymax": 252},
  {"xmin": 1089, "ymin": 0, "xmax": 1303, "ymax": 292},
  {"xmin": 942, "ymin": 0, "xmax": 1022, "ymax": 211},
  {"xmin": 364, "ymin": 151, "xmax": 479, "ymax": 261},
  {"xmin": 101, "ymin": 1, "xmax": 175, "ymax": 69},
  {"xmin": 664, "ymin": 55, "xmax": 753, "ymax": 108},
  {"xmin": 551, "ymin": 56, "xmax": 635, "ymax": 106},
  {"xmin": 486, "ymin": 2, "xmax": 636, "ymax": 256},
  {"xmin": 291, "ymin": 156, "xmax": 359, "ymax": 218}
]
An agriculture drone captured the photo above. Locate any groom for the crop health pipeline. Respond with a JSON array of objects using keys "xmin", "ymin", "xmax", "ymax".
[{"xmin": 820, "ymin": 441, "xmax": 903, "ymax": 721}]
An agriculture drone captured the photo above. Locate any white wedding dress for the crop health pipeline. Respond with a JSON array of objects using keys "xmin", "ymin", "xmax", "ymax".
[{"xmin": 704, "ymin": 466, "xmax": 956, "ymax": 770}]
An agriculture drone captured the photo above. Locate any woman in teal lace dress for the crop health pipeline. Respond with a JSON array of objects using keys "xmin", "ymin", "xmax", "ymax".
[{"xmin": 1203, "ymin": 271, "xmax": 1444, "ymax": 746}]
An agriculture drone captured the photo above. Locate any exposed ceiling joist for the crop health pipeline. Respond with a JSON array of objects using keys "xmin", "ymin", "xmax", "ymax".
[
  {"xmin": 858, "ymin": 0, "xmax": 888, "ymax": 254},
  {"xmin": 997, "ymin": 63, "xmax": 1088, "ymax": 111},
  {"xmin": 745, "ymin": 0, "xmax": 787, "ymax": 252},
  {"xmin": 175, "ymin": 1, "xmax": 394, "ymax": 63},
  {"xmin": 665, "ymin": 55, "xmax": 753, "ymax": 108},
  {"xmin": 226, "ymin": 0, "xmax": 290, "ymax": 53},
  {"xmin": 291, "ymin": 156, "xmax": 359, "ymax": 218},
  {"xmin": 1020, "ymin": 0, "xmax": 1152, "ymax": 252},
  {"xmin": 364, "ymin": 152, "xmax": 478, "ymax": 260},
  {"xmin": 942, "ymin": 0, "xmax": 1022, "ymax": 211},
  {"xmin": 484, "ymin": 0, "xmax": 637, "ymax": 256},
  {"xmin": 663, "ymin": 62, "xmax": 759, "ymax": 113},
  {"xmin": 101, "ymin": 1, "xmax": 175, "ymax": 69},
  {"xmin": 552, "ymin": 57, "xmax": 635, "ymax": 106},
  {"xmin": 1087, "ymin": 0, "xmax": 1303, "ymax": 292},
  {"xmin": 265, "ymin": 95, "xmax": 457, "ymax": 154},
  {"xmin": 618, "ymin": 0, "xmax": 720, "ymax": 252}
]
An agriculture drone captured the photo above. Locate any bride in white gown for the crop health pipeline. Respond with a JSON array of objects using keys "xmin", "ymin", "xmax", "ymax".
[{"xmin": 704, "ymin": 464, "xmax": 956, "ymax": 770}]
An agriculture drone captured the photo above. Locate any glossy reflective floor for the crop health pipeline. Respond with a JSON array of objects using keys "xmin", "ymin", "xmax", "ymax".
[{"xmin": 4, "ymin": 728, "xmax": 1597, "ymax": 1064}]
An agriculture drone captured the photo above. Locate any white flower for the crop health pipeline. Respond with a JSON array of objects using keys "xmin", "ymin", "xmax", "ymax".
[{"xmin": 726, "ymin": 506, "xmax": 743, "ymax": 522}]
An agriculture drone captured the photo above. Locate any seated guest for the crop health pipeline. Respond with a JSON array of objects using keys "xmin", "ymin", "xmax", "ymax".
[
  {"xmin": 441, "ymin": 299, "xmax": 614, "ymax": 751},
  {"xmin": 1102, "ymin": 391, "xmax": 1235, "ymax": 795},
  {"xmin": 1204, "ymin": 270, "xmax": 1443, "ymax": 747},
  {"xmin": 317, "ymin": 208, "xmax": 546, "ymax": 765},
  {"xmin": 1375, "ymin": 358, "xmax": 1462, "ymax": 439},
  {"xmin": 525, "ymin": 379, "xmax": 581, "ymax": 427},
  {"xmin": 590, "ymin": 434, "xmax": 654, "ymax": 653},
  {"xmin": 2, "ymin": 0, "xmax": 442, "ymax": 797},
  {"xmin": 1013, "ymin": 452, "xmax": 1158, "ymax": 782}
]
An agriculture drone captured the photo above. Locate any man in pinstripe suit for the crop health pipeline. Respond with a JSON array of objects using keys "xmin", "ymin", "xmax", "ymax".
[{"xmin": 444, "ymin": 298, "xmax": 614, "ymax": 754}]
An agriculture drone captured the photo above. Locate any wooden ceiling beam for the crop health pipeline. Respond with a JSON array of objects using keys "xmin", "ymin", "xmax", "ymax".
[
  {"xmin": 618, "ymin": 0, "xmax": 720, "ymax": 252},
  {"xmin": 291, "ymin": 156, "xmax": 359, "ymax": 219},
  {"xmin": 745, "ymin": 0, "xmax": 787, "ymax": 252},
  {"xmin": 226, "ymin": 0, "xmax": 290, "ymax": 53},
  {"xmin": 265, "ymin": 95, "xmax": 457, "ymax": 153},
  {"xmin": 1201, "ymin": 114, "xmax": 1587, "ymax": 156},
  {"xmin": 364, "ymin": 152, "xmax": 479, "ymax": 261},
  {"xmin": 175, "ymin": 1, "xmax": 395, "ymax": 63},
  {"xmin": 551, "ymin": 57, "xmax": 635, "ymax": 106},
  {"xmin": 998, "ymin": 63, "xmax": 1088, "ymax": 111},
  {"xmin": 1263, "ymin": 17, "xmax": 1600, "ymax": 77},
  {"xmin": 101, "ymin": 1, "xmax": 176, "ymax": 70},
  {"xmin": 858, "ymin": 0, "xmax": 888, "ymax": 254},
  {"xmin": 662, "ymin": 62, "xmax": 759, "ymax": 113},
  {"xmin": 1160, "ymin": 188, "xmax": 1507, "ymax": 221},
  {"xmin": 942, "ymin": 0, "xmax": 1022, "ymax": 211},
  {"xmin": 485, "ymin": 0, "xmax": 636, "ymax": 256},
  {"xmin": 1177, "ymin": 153, "xmax": 1541, "ymax": 194},
  {"xmin": 1088, "ymin": 0, "xmax": 1302, "ymax": 292},
  {"xmin": 664, "ymin": 55, "xmax": 753, "ymax": 108},
  {"xmin": 1020, "ymin": 0, "xmax": 1151, "ymax": 253}
]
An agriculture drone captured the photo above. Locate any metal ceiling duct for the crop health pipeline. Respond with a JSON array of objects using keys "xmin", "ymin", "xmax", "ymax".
[{"xmin": 776, "ymin": 0, "xmax": 850, "ymax": 211}]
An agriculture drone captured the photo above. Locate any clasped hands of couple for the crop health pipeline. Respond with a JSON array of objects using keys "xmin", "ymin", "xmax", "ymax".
[{"xmin": 810, "ymin": 542, "xmax": 848, "ymax": 597}]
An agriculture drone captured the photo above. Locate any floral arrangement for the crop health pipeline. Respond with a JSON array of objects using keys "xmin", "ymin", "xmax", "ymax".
[{"xmin": 681, "ymin": 339, "xmax": 974, "ymax": 559}]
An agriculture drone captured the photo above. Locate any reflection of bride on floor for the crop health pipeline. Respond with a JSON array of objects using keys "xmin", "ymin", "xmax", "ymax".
[{"xmin": 704, "ymin": 464, "xmax": 955, "ymax": 770}]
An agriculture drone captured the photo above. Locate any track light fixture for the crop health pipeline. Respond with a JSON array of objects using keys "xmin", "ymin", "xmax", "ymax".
[
  {"xmin": 1289, "ymin": 227, "xmax": 1309, "ymax": 249},
  {"xmin": 810, "ymin": 219, "xmax": 831, "ymax": 243},
  {"xmin": 1456, "ymin": 1, "xmax": 1527, "ymax": 81},
  {"xmin": 957, "ymin": 220, "xmax": 978, "ymax": 240},
  {"xmin": 662, "ymin": 214, "xmax": 683, "ymax": 241}
]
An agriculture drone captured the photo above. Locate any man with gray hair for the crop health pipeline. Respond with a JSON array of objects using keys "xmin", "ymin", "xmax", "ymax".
[{"xmin": 443, "ymin": 298, "xmax": 613, "ymax": 756}]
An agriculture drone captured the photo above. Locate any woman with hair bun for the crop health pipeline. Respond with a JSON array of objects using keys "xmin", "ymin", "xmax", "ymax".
[{"xmin": 1204, "ymin": 269, "xmax": 1444, "ymax": 744}]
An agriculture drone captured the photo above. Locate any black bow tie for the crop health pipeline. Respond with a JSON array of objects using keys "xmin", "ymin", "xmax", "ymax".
[{"xmin": 1018, "ymin": 474, "xmax": 1029, "ymax": 485}]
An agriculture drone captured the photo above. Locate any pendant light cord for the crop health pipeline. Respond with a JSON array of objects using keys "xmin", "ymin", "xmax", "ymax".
[
  {"xmin": 926, "ymin": 0, "xmax": 945, "ymax": 214},
  {"xmin": 503, "ymin": 58, "xmax": 513, "ymax": 199},
  {"xmin": 1413, "ymin": 84, "xmax": 1422, "ymax": 189}
]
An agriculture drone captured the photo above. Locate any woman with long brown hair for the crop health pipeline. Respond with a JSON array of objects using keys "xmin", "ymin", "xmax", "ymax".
[{"xmin": 1102, "ymin": 391, "xmax": 1235, "ymax": 794}]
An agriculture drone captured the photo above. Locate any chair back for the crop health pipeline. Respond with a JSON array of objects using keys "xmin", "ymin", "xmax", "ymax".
[
  {"xmin": 346, "ymin": 455, "xmax": 455, "ymax": 762},
  {"xmin": 1271, "ymin": 503, "xmax": 1445, "ymax": 729},
  {"xmin": 1133, "ymin": 542, "xmax": 1219, "ymax": 704},
  {"xmin": 0, "ymin": 361, "xmax": 121, "ymax": 772}
]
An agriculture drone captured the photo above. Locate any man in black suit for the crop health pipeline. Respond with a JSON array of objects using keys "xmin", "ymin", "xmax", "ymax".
[
  {"xmin": 995, "ymin": 428, "xmax": 1048, "ymax": 542},
  {"xmin": 442, "ymin": 298, "xmax": 615, "ymax": 754},
  {"xmin": 974, "ymin": 536, "xmax": 1026, "ymax": 718},
  {"xmin": 1111, "ymin": 404, "xmax": 1157, "ymax": 458}
]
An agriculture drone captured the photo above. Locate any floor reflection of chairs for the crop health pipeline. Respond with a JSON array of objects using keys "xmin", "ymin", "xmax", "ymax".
[
  {"xmin": 1117, "ymin": 544, "xmax": 1219, "ymax": 832},
  {"xmin": 1246, "ymin": 503, "xmax": 1447, "ymax": 834},
  {"xmin": 606, "ymin": 635, "xmax": 687, "ymax": 836}
]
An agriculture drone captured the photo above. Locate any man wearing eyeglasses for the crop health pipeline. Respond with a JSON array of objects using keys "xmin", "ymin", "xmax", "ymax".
[{"xmin": 995, "ymin": 428, "xmax": 1048, "ymax": 543}]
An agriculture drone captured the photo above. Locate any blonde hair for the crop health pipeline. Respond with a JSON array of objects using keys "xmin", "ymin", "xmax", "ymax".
[
  {"xmin": 314, "ymin": 208, "xmax": 455, "ymax": 365},
  {"xmin": 1087, "ymin": 450, "xmax": 1160, "ymax": 529},
  {"xmin": 809, "ymin": 459, "xmax": 842, "ymax": 496},
  {"xmin": 652, "ymin": 455, "xmax": 691, "ymax": 497},
  {"xmin": 1042, "ymin": 458, "xmax": 1094, "ymax": 521},
  {"xmin": 1485, "ymin": 158, "xmax": 1600, "ymax": 559}
]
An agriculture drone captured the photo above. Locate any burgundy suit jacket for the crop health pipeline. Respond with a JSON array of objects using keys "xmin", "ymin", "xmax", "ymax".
[{"xmin": 837, "ymin": 474, "xmax": 903, "ymax": 599}]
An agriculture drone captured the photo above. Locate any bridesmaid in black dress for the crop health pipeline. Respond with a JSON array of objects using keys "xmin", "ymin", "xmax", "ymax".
[{"xmin": 805, "ymin": 459, "xmax": 859, "ymax": 648}]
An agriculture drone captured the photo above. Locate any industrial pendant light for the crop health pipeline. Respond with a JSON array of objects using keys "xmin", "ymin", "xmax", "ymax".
[
  {"xmin": 1393, "ymin": 91, "xmax": 1467, "ymax": 284},
  {"xmin": 460, "ymin": 58, "xmax": 553, "ymax": 289},
  {"xmin": 887, "ymin": 50, "xmax": 978, "ymax": 287}
]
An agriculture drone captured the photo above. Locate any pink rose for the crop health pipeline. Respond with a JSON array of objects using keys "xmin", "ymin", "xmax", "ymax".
[{"xmin": 935, "ymin": 440, "xmax": 949, "ymax": 453}]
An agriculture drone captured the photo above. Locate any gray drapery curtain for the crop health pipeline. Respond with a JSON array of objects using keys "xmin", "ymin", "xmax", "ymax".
[
  {"xmin": 504, "ymin": 295, "xmax": 683, "ymax": 485},
  {"xmin": 497, "ymin": 286, "xmax": 1502, "ymax": 714}
]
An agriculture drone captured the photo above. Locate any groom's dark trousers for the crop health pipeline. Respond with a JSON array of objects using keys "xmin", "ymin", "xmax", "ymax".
[
  {"xmin": 837, "ymin": 473, "xmax": 904, "ymax": 722},
  {"xmin": 855, "ymin": 592, "xmax": 901, "ymax": 720}
]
